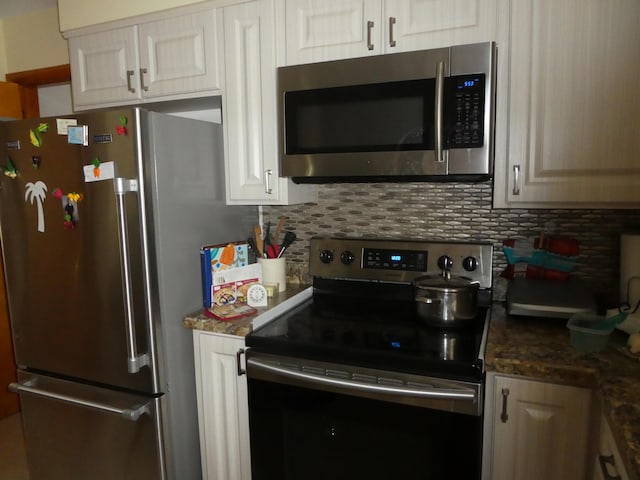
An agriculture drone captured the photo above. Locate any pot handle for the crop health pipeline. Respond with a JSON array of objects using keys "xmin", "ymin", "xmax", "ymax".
[{"xmin": 415, "ymin": 297, "xmax": 443, "ymax": 304}]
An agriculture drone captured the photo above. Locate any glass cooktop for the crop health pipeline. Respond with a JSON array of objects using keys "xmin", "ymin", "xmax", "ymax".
[{"xmin": 246, "ymin": 295, "xmax": 488, "ymax": 382}]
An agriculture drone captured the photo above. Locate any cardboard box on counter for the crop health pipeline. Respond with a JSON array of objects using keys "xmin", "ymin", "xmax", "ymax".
[{"xmin": 200, "ymin": 241, "xmax": 261, "ymax": 307}]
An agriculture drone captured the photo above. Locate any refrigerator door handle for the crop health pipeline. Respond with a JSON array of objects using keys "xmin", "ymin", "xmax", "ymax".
[
  {"xmin": 9, "ymin": 379, "xmax": 151, "ymax": 421},
  {"xmin": 114, "ymin": 177, "xmax": 150, "ymax": 374}
]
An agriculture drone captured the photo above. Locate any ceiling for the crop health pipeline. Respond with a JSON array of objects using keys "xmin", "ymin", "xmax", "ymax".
[{"xmin": 0, "ymin": 0, "xmax": 57, "ymax": 19}]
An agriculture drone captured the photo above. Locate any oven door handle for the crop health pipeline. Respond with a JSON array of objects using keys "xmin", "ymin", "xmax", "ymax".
[{"xmin": 247, "ymin": 357, "xmax": 476, "ymax": 401}]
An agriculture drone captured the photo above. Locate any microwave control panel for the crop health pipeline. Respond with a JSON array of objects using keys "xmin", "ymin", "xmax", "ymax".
[{"xmin": 447, "ymin": 74, "xmax": 485, "ymax": 148}]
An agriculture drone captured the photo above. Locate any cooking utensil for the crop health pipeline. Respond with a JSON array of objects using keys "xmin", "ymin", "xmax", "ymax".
[
  {"xmin": 264, "ymin": 221, "xmax": 273, "ymax": 257},
  {"xmin": 274, "ymin": 217, "xmax": 286, "ymax": 244},
  {"xmin": 247, "ymin": 237, "xmax": 259, "ymax": 260},
  {"xmin": 414, "ymin": 271, "xmax": 479, "ymax": 327},
  {"xmin": 277, "ymin": 231, "xmax": 296, "ymax": 258},
  {"xmin": 253, "ymin": 225, "xmax": 264, "ymax": 258}
]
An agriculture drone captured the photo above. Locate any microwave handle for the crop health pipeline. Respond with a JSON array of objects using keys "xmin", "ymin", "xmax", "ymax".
[{"xmin": 434, "ymin": 61, "xmax": 446, "ymax": 163}]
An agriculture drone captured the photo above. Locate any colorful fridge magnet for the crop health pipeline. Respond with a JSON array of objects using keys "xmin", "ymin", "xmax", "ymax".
[
  {"xmin": 91, "ymin": 158, "xmax": 101, "ymax": 178},
  {"xmin": 52, "ymin": 188, "xmax": 82, "ymax": 229},
  {"xmin": 62, "ymin": 192, "xmax": 82, "ymax": 229},
  {"xmin": 68, "ymin": 125, "xmax": 89, "ymax": 146},
  {"xmin": 116, "ymin": 116, "xmax": 128, "ymax": 136},
  {"xmin": 24, "ymin": 181, "xmax": 47, "ymax": 233},
  {"xmin": 1, "ymin": 157, "xmax": 17, "ymax": 178},
  {"xmin": 29, "ymin": 123, "xmax": 49, "ymax": 148},
  {"xmin": 32, "ymin": 156, "xmax": 41, "ymax": 169},
  {"xmin": 83, "ymin": 161, "xmax": 114, "ymax": 183}
]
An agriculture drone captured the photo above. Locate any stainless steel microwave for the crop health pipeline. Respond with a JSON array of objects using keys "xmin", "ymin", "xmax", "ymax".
[{"xmin": 278, "ymin": 42, "xmax": 496, "ymax": 183}]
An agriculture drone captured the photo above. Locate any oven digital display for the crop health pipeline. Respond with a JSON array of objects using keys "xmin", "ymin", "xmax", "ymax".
[{"xmin": 363, "ymin": 248, "xmax": 427, "ymax": 271}]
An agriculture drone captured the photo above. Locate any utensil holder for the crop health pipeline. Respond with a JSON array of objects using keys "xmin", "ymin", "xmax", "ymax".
[{"xmin": 258, "ymin": 257, "xmax": 286, "ymax": 292}]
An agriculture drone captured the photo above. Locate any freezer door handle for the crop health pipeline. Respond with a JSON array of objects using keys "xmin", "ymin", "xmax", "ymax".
[
  {"xmin": 114, "ymin": 177, "xmax": 150, "ymax": 374},
  {"xmin": 9, "ymin": 380, "xmax": 151, "ymax": 421}
]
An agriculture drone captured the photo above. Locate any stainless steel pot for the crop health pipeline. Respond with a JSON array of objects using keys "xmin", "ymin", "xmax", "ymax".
[{"xmin": 414, "ymin": 271, "xmax": 479, "ymax": 327}]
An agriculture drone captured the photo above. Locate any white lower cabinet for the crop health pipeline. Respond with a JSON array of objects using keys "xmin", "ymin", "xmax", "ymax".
[
  {"xmin": 193, "ymin": 331, "xmax": 251, "ymax": 480},
  {"xmin": 484, "ymin": 374, "xmax": 593, "ymax": 480},
  {"xmin": 593, "ymin": 414, "xmax": 630, "ymax": 480}
]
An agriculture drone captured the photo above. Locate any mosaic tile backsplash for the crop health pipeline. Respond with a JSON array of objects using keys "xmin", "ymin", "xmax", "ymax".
[{"xmin": 263, "ymin": 181, "xmax": 640, "ymax": 303}]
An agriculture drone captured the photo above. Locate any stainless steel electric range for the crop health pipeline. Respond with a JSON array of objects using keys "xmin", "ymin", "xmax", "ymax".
[{"xmin": 246, "ymin": 237, "xmax": 493, "ymax": 480}]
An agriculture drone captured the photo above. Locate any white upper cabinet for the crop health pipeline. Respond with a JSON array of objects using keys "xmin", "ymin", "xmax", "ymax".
[
  {"xmin": 67, "ymin": 7, "xmax": 221, "ymax": 110},
  {"xmin": 493, "ymin": 0, "xmax": 640, "ymax": 208},
  {"xmin": 282, "ymin": 0, "xmax": 498, "ymax": 65},
  {"xmin": 222, "ymin": 0, "xmax": 316, "ymax": 204}
]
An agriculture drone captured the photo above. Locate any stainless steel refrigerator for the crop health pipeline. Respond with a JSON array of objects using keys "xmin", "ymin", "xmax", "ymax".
[{"xmin": 0, "ymin": 108, "xmax": 257, "ymax": 479}]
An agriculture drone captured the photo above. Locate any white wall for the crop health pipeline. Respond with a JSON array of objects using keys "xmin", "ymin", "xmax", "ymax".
[
  {"xmin": 2, "ymin": 7, "xmax": 68, "ymax": 72},
  {"xmin": 58, "ymin": 0, "xmax": 208, "ymax": 31},
  {"xmin": 38, "ymin": 84, "xmax": 73, "ymax": 117}
]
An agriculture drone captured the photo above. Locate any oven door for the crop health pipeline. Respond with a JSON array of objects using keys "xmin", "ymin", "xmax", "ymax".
[{"xmin": 247, "ymin": 353, "xmax": 483, "ymax": 480}]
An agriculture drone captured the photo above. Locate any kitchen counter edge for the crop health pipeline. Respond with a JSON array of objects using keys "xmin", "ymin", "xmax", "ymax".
[{"xmin": 183, "ymin": 284, "xmax": 312, "ymax": 337}]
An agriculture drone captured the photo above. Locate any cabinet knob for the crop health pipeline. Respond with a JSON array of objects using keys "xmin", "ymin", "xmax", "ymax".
[
  {"xmin": 126, "ymin": 70, "xmax": 136, "ymax": 93},
  {"xmin": 367, "ymin": 21, "xmax": 375, "ymax": 51},
  {"xmin": 389, "ymin": 17, "xmax": 397, "ymax": 48},
  {"xmin": 512, "ymin": 165, "xmax": 521, "ymax": 196},
  {"xmin": 140, "ymin": 68, "xmax": 149, "ymax": 92},
  {"xmin": 500, "ymin": 387, "xmax": 510, "ymax": 423},
  {"xmin": 236, "ymin": 348, "xmax": 249, "ymax": 376},
  {"xmin": 264, "ymin": 169, "xmax": 273, "ymax": 194}
]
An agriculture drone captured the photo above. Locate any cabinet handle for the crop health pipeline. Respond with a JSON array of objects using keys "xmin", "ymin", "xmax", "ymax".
[
  {"xmin": 434, "ymin": 61, "xmax": 446, "ymax": 163},
  {"xmin": 236, "ymin": 348, "xmax": 249, "ymax": 376},
  {"xmin": 389, "ymin": 17, "xmax": 396, "ymax": 47},
  {"xmin": 126, "ymin": 70, "xmax": 136, "ymax": 93},
  {"xmin": 598, "ymin": 455, "xmax": 623, "ymax": 480},
  {"xmin": 367, "ymin": 20, "xmax": 375, "ymax": 51},
  {"xmin": 500, "ymin": 387, "xmax": 510, "ymax": 423},
  {"xmin": 512, "ymin": 165, "xmax": 521, "ymax": 195},
  {"xmin": 264, "ymin": 169, "xmax": 273, "ymax": 194},
  {"xmin": 114, "ymin": 178, "xmax": 149, "ymax": 374},
  {"xmin": 140, "ymin": 68, "xmax": 149, "ymax": 92}
]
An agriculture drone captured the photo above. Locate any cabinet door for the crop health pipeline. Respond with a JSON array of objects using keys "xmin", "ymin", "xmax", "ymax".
[
  {"xmin": 69, "ymin": 26, "xmax": 141, "ymax": 107},
  {"xmin": 193, "ymin": 332, "xmax": 251, "ymax": 480},
  {"xmin": 490, "ymin": 375, "xmax": 592, "ymax": 480},
  {"xmin": 493, "ymin": 0, "xmax": 640, "ymax": 207},
  {"xmin": 224, "ymin": 0, "xmax": 315, "ymax": 205},
  {"xmin": 284, "ymin": 0, "xmax": 382, "ymax": 64},
  {"xmin": 383, "ymin": 0, "xmax": 498, "ymax": 53},
  {"xmin": 138, "ymin": 9, "xmax": 221, "ymax": 99}
]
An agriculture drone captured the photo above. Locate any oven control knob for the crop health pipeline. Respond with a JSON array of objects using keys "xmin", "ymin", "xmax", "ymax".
[
  {"xmin": 340, "ymin": 250, "xmax": 355, "ymax": 265},
  {"xmin": 437, "ymin": 255, "xmax": 453, "ymax": 270},
  {"xmin": 463, "ymin": 256, "xmax": 478, "ymax": 272},
  {"xmin": 319, "ymin": 249, "xmax": 334, "ymax": 264}
]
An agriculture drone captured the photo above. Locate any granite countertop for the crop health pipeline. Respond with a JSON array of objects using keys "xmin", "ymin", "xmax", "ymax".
[
  {"xmin": 182, "ymin": 283, "xmax": 311, "ymax": 336},
  {"xmin": 486, "ymin": 305, "xmax": 640, "ymax": 480}
]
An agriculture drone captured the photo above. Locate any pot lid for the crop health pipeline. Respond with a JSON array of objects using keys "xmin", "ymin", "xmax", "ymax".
[{"xmin": 414, "ymin": 271, "xmax": 480, "ymax": 290}]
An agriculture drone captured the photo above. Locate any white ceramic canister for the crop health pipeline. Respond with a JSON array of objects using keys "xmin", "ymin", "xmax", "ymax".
[{"xmin": 258, "ymin": 257, "xmax": 287, "ymax": 292}]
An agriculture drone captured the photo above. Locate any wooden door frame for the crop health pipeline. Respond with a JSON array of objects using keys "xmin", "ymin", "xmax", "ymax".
[{"xmin": 5, "ymin": 64, "xmax": 71, "ymax": 118}]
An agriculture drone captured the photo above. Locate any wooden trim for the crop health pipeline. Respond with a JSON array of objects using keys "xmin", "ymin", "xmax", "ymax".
[
  {"xmin": 0, "ymin": 82, "xmax": 23, "ymax": 119},
  {"xmin": 6, "ymin": 64, "xmax": 71, "ymax": 87},
  {"xmin": 4, "ymin": 64, "xmax": 70, "ymax": 118}
]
